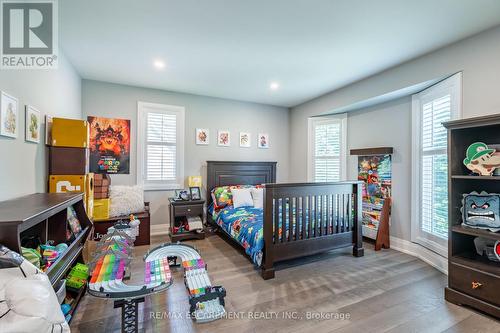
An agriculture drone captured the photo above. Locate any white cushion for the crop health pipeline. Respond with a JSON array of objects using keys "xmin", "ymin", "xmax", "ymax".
[
  {"xmin": 231, "ymin": 188, "xmax": 254, "ymax": 208},
  {"xmin": 251, "ymin": 188, "xmax": 264, "ymax": 209},
  {"xmin": 109, "ymin": 185, "xmax": 144, "ymax": 217}
]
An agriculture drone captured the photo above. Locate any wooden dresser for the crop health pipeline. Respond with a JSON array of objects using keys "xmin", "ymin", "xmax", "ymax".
[{"xmin": 443, "ymin": 115, "xmax": 500, "ymax": 319}]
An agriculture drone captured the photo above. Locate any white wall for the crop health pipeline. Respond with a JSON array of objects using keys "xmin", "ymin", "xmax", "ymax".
[
  {"xmin": 290, "ymin": 25, "xmax": 500, "ymax": 241},
  {"xmin": 82, "ymin": 80, "xmax": 289, "ymax": 226},
  {"xmin": 346, "ymin": 97, "xmax": 411, "ymax": 240},
  {"xmin": 0, "ymin": 52, "xmax": 82, "ymax": 201}
]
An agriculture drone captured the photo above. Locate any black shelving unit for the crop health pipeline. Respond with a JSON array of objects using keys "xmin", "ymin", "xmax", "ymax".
[{"xmin": 443, "ymin": 114, "xmax": 500, "ymax": 318}]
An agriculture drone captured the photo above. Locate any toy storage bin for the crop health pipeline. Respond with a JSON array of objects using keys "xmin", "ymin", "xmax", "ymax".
[
  {"xmin": 54, "ymin": 279, "xmax": 66, "ymax": 304},
  {"xmin": 51, "ymin": 118, "xmax": 89, "ymax": 148},
  {"xmin": 93, "ymin": 198, "xmax": 110, "ymax": 221},
  {"xmin": 49, "ymin": 147, "xmax": 89, "ymax": 175}
]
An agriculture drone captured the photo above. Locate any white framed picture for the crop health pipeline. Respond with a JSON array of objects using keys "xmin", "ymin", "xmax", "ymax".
[
  {"xmin": 239, "ymin": 132, "xmax": 251, "ymax": 148},
  {"xmin": 196, "ymin": 128, "xmax": 209, "ymax": 145},
  {"xmin": 217, "ymin": 130, "xmax": 230, "ymax": 146},
  {"xmin": 25, "ymin": 105, "xmax": 41, "ymax": 143},
  {"xmin": 0, "ymin": 91, "xmax": 19, "ymax": 138},
  {"xmin": 258, "ymin": 133, "xmax": 269, "ymax": 149}
]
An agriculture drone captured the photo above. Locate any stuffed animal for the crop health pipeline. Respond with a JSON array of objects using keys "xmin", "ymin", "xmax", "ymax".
[
  {"xmin": 463, "ymin": 142, "xmax": 500, "ymax": 176},
  {"xmin": 461, "ymin": 191, "xmax": 500, "ymax": 232}
]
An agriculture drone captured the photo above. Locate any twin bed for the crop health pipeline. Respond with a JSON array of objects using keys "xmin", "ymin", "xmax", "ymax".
[{"xmin": 206, "ymin": 161, "xmax": 364, "ymax": 279}]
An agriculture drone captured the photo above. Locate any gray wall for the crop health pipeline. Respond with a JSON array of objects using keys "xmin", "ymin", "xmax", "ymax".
[
  {"xmin": 0, "ymin": 52, "xmax": 82, "ymax": 201},
  {"xmin": 290, "ymin": 25, "xmax": 500, "ymax": 240},
  {"xmin": 346, "ymin": 97, "xmax": 411, "ymax": 240},
  {"xmin": 82, "ymin": 80, "xmax": 289, "ymax": 226}
]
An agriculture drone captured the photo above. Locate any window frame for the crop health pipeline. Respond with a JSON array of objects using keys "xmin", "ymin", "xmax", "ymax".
[
  {"xmin": 137, "ymin": 101, "xmax": 185, "ymax": 191},
  {"xmin": 307, "ymin": 113, "xmax": 347, "ymax": 182},
  {"xmin": 411, "ymin": 72, "xmax": 462, "ymax": 257}
]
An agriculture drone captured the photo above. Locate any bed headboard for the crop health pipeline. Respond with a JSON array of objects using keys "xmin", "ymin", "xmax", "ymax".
[{"xmin": 206, "ymin": 161, "xmax": 277, "ymax": 207}]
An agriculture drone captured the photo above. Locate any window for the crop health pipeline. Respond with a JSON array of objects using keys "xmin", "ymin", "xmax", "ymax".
[
  {"xmin": 137, "ymin": 102, "xmax": 185, "ymax": 190},
  {"xmin": 411, "ymin": 73, "xmax": 462, "ymax": 256},
  {"xmin": 308, "ymin": 114, "xmax": 347, "ymax": 182}
]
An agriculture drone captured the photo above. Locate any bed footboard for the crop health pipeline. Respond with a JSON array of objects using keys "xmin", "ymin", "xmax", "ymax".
[{"xmin": 262, "ymin": 181, "xmax": 364, "ymax": 279}]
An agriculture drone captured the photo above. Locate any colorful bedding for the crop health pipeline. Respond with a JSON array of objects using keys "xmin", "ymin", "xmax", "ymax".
[{"xmin": 212, "ymin": 205, "xmax": 266, "ymax": 266}]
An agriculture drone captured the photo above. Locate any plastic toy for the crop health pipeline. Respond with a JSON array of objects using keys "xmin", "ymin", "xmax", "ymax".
[
  {"xmin": 474, "ymin": 237, "xmax": 500, "ymax": 262},
  {"xmin": 463, "ymin": 142, "xmax": 500, "ymax": 176},
  {"xmin": 66, "ymin": 263, "xmax": 89, "ymax": 290},
  {"xmin": 461, "ymin": 191, "xmax": 500, "ymax": 232},
  {"xmin": 87, "ymin": 223, "xmax": 225, "ymax": 331},
  {"xmin": 145, "ymin": 243, "xmax": 226, "ymax": 322}
]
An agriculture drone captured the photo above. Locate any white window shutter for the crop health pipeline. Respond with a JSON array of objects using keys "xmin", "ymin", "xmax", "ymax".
[
  {"xmin": 137, "ymin": 102, "xmax": 185, "ymax": 190},
  {"xmin": 309, "ymin": 115, "xmax": 346, "ymax": 182},
  {"xmin": 411, "ymin": 72, "xmax": 462, "ymax": 257}
]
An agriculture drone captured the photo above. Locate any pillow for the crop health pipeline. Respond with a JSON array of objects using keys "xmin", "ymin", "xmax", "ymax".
[
  {"xmin": 211, "ymin": 186, "xmax": 233, "ymax": 209},
  {"xmin": 109, "ymin": 185, "xmax": 144, "ymax": 217},
  {"xmin": 231, "ymin": 188, "xmax": 254, "ymax": 208},
  {"xmin": 251, "ymin": 187, "xmax": 264, "ymax": 209}
]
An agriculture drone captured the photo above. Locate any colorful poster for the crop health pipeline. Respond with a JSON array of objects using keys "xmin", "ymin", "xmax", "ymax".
[
  {"xmin": 358, "ymin": 154, "xmax": 392, "ymax": 238},
  {"xmin": 88, "ymin": 116, "xmax": 130, "ymax": 174}
]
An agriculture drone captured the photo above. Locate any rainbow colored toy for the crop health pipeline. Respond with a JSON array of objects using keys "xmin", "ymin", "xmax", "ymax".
[
  {"xmin": 145, "ymin": 243, "xmax": 226, "ymax": 323},
  {"xmin": 88, "ymin": 224, "xmax": 225, "ymax": 331}
]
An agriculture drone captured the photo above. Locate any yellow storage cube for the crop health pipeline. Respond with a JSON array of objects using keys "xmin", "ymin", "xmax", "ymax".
[
  {"xmin": 93, "ymin": 198, "xmax": 110, "ymax": 221},
  {"xmin": 51, "ymin": 118, "xmax": 89, "ymax": 148},
  {"xmin": 49, "ymin": 174, "xmax": 94, "ymax": 218}
]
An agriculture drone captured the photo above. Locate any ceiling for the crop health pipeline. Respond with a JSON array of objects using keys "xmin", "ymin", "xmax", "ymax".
[{"xmin": 60, "ymin": 0, "xmax": 500, "ymax": 107}]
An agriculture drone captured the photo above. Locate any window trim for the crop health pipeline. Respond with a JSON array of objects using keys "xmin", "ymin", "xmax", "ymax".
[
  {"xmin": 307, "ymin": 113, "xmax": 347, "ymax": 182},
  {"xmin": 137, "ymin": 101, "xmax": 185, "ymax": 191},
  {"xmin": 411, "ymin": 72, "xmax": 462, "ymax": 257}
]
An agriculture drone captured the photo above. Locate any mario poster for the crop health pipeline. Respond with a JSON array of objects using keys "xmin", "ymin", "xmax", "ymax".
[{"xmin": 88, "ymin": 116, "xmax": 130, "ymax": 174}]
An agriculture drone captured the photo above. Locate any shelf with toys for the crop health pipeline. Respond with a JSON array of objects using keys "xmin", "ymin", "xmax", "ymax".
[
  {"xmin": 350, "ymin": 147, "xmax": 393, "ymax": 251},
  {"xmin": 443, "ymin": 115, "xmax": 500, "ymax": 319},
  {"xmin": 0, "ymin": 192, "xmax": 93, "ymax": 323}
]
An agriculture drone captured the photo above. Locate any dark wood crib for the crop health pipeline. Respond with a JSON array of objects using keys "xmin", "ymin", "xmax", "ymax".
[{"xmin": 207, "ymin": 161, "xmax": 364, "ymax": 279}]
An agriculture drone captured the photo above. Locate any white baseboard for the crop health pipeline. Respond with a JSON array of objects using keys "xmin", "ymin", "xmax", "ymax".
[
  {"xmin": 390, "ymin": 236, "xmax": 448, "ymax": 275},
  {"xmin": 150, "ymin": 223, "xmax": 170, "ymax": 236}
]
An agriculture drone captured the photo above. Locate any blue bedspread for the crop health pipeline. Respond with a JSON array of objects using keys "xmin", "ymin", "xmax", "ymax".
[{"xmin": 212, "ymin": 205, "xmax": 265, "ymax": 266}]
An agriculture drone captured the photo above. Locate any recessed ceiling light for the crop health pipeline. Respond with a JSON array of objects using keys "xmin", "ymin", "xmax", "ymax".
[
  {"xmin": 270, "ymin": 82, "xmax": 280, "ymax": 90},
  {"xmin": 153, "ymin": 59, "xmax": 166, "ymax": 70}
]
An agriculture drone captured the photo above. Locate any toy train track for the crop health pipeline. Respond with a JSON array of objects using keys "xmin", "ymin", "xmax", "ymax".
[
  {"xmin": 87, "ymin": 222, "xmax": 226, "ymax": 329},
  {"xmin": 145, "ymin": 243, "xmax": 226, "ymax": 323}
]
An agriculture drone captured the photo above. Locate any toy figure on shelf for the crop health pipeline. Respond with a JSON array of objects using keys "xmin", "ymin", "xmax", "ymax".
[
  {"xmin": 463, "ymin": 142, "xmax": 500, "ymax": 176},
  {"xmin": 461, "ymin": 191, "xmax": 500, "ymax": 232},
  {"xmin": 473, "ymin": 237, "xmax": 500, "ymax": 262},
  {"xmin": 354, "ymin": 152, "xmax": 392, "ymax": 250}
]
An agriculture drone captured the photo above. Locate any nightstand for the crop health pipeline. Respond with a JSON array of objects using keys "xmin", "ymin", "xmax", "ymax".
[{"xmin": 168, "ymin": 198, "xmax": 205, "ymax": 242}]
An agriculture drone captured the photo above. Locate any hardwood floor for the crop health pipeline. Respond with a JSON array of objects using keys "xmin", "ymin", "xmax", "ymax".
[{"xmin": 70, "ymin": 234, "xmax": 500, "ymax": 333}]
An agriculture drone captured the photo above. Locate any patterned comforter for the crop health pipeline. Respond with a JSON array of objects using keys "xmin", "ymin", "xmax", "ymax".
[{"xmin": 212, "ymin": 205, "xmax": 266, "ymax": 266}]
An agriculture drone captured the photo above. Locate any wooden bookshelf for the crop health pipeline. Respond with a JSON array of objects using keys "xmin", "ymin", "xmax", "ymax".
[
  {"xmin": 443, "ymin": 115, "xmax": 500, "ymax": 319},
  {"xmin": 0, "ymin": 193, "xmax": 93, "ymax": 319}
]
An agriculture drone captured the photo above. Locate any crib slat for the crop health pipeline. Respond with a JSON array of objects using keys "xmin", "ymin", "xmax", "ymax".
[
  {"xmin": 274, "ymin": 198, "xmax": 279, "ymax": 244},
  {"xmin": 302, "ymin": 196, "xmax": 307, "ymax": 240},
  {"xmin": 336, "ymin": 194, "xmax": 340, "ymax": 233},
  {"xmin": 326, "ymin": 194, "xmax": 331, "ymax": 235},
  {"xmin": 295, "ymin": 197, "xmax": 300, "ymax": 240},
  {"xmin": 307, "ymin": 195, "xmax": 312, "ymax": 238},
  {"xmin": 281, "ymin": 198, "xmax": 287, "ymax": 243},
  {"xmin": 290, "ymin": 197, "xmax": 293, "ymax": 241},
  {"xmin": 342, "ymin": 194, "xmax": 345, "ymax": 232},
  {"xmin": 315, "ymin": 195, "xmax": 320, "ymax": 237}
]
